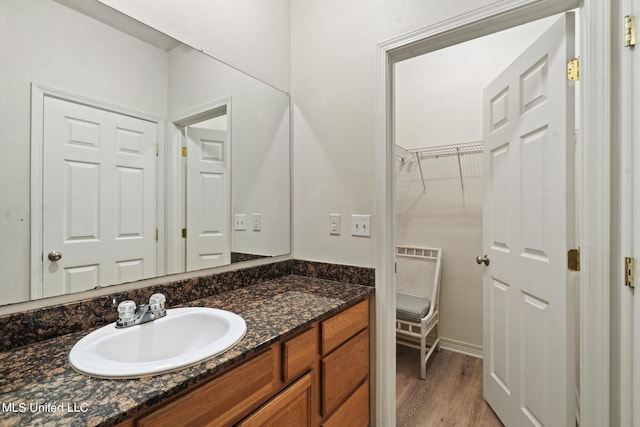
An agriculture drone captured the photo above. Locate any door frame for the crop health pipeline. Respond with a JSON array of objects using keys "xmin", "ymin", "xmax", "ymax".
[
  {"xmin": 167, "ymin": 96, "xmax": 232, "ymax": 275},
  {"xmin": 30, "ymin": 83, "xmax": 165, "ymax": 299},
  {"xmin": 374, "ymin": 1, "xmax": 612, "ymax": 426},
  {"xmin": 625, "ymin": 0, "xmax": 640, "ymax": 425}
]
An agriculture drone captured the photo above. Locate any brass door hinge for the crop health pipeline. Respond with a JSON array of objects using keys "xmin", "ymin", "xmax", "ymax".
[
  {"xmin": 182, "ymin": 228, "xmax": 187, "ymax": 238},
  {"xmin": 625, "ymin": 257, "xmax": 635, "ymax": 287},
  {"xmin": 155, "ymin": 228, "xmax": 159, "ymax": 241},
  {"xmin": 567, "ymin": 58, "xmax": 579, "ymax": 81},
  {"xmin": 625, "ymin": 15, "xmax": 636, "ymax": 47},
  {"xmin": 181, "ymin": 147, "xmax": 187, "ymax": 157},
  {"xmin": 568, "ymin": 248, "xmax": 580, "ymax": 272}
]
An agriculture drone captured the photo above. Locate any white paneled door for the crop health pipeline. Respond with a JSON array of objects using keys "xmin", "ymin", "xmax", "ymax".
[
  {"xmin": 42, "ymin": 97, "xmax": 157, "ymax": 297},
  {"xmin": 481, "ymin": 13, "xmax": 577, "ymax": 426},
  {"xmin": 185, "ymin": 127, "xmax": 230, "ymax": 270}
]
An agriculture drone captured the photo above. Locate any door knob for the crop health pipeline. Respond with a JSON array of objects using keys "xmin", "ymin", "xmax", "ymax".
[
  {"xmin": 48, "ymin": 251, "xmax": 62, "ymax": 262},
  {"xmin": 475, "ymin": 255, "xmax": 490, "ymax": 266}
]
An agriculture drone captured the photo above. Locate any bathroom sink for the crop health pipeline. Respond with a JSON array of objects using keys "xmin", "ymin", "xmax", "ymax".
[{"xmin": 69, "ymin": 307, "xmax": 246, "ymax": 378}]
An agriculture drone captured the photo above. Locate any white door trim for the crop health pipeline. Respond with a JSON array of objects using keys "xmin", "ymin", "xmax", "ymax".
[
  {"xmin": 375, "ymin": 1, "xmax": 611, "ymax": 425},
  {"xmin": 30, "ymin": 83, "xmax": 165, "ymax": 299},
  {"xmin": 577, "ymin": 1, "xmax": 612, "ymax": 425}
]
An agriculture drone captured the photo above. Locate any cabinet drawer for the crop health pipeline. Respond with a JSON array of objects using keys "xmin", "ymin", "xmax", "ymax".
[
  {"xmin": 320, "ymin": 299, "xmax": 369, "ymax": 355},
  {"xmin": 282, "ymin": 326, "xmax": 317, "ymax": 383},
  {"xmin": 137, "ymin": 348, "xmax": 277, "ymax": 427},
  {"xmin": 321, "ymin": 328, "xmax": 369, "ymax": 416},
  {"xmin": 238, "ymin": 373, "xmax": 312, "ymax": 427},
  {"xmin": 321, "ymin": 379, "xmax": 369, "ymax": 427}
]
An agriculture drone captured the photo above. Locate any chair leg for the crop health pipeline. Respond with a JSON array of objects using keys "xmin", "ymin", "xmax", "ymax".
[{"xmin": 420, "ymin": 332, "xmax": 427, "ymax": 380}]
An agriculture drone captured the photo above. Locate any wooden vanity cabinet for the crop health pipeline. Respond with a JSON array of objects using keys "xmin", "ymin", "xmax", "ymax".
[{"xmin": 118, "ymin": 297, "xmax": 370, "ymax": 427}]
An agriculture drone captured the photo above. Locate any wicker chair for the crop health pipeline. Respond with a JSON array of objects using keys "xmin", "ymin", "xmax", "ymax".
[{"xmin": 395, "ymin": 246, "xmax": 443, "ymax": 379}]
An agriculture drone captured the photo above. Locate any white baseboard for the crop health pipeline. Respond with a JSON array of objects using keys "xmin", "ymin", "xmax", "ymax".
[{"xmin": 439, "ymin": 337, "xmax": 483, "ymax": 358}]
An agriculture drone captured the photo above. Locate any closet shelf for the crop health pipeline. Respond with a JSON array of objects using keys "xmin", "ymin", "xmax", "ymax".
[
  {"xmin": 396, "ymin": 141, "xmax": 483, "ymax": 194},
  {"xmin": 410, "ymin": 141, "xmax": 483, "ymax": 159}
]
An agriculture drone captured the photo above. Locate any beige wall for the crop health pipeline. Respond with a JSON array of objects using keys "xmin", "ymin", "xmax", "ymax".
[
  {"xmin": 97, "ymin": 0, "xmax": 291, "ymax": 92},
  {"xmin": 290, "ymin": 0, "xmax": 497, "ymax": 268}
]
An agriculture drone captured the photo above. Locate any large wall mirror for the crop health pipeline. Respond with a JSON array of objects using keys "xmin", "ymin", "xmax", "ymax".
[{"xmin": 1, "ymin": 0, "xmax": 290, "ymax": 306}]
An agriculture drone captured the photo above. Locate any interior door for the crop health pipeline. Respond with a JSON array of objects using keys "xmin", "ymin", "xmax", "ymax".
[
  {"xmin": 42, "ymin": 96, "xmax": 157, "ymax": 297},
  {"xmin": 185, "ymin": 126, "xmax": 230, "ymax": 270},
  {"xmin": 481, "ymin": 13, "xmax": 577, "ymax": 426}
]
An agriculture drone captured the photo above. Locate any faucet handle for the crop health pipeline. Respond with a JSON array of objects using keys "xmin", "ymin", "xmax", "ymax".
[
  {"xmin": 117, "ymin": 300, "xmax": 137, "ymax": 320},
  {"xmin": 149, "ymin": 293, "xmax": 166, "ymax": 311}
]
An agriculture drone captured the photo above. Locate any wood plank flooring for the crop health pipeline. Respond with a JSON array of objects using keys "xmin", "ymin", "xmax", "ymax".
[{"xmin": 396, "ymin": 345, "xmax": 503, "ymax": 427}]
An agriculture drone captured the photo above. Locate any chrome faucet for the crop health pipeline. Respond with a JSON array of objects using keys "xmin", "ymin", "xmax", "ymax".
[{"xmin": 116, "ymin": 293, "xmax": 167, "ymax": 328}]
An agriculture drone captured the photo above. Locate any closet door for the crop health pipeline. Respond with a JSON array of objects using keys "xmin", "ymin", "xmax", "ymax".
[{"xmin": 481, "ymin": 13, "xmax": 577, "ymax": 427}]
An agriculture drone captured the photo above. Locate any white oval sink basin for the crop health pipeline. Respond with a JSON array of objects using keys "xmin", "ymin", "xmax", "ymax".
[{"xmin": 69, "ymin": 307, "xmax": 246, "ymax": 378}]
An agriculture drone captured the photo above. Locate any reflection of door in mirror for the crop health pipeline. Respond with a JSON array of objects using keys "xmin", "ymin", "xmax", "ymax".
[
  {"xmin": 5, "ymin": 0, "xmax": 290, "ymax": 306},
  {"xmin": 185, "ymin": 118, "xmax": 230, "ymax": 270},
  {"xmin": 40, "ymin": 96, "xmax": 158, "ymax": 299}
]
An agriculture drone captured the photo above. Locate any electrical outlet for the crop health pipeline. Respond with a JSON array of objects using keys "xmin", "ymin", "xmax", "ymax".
[
  {"xmin": 252, "ymin": 213, "xmax": 261, "ymax": 231},
  {"xmin": 329, "ymin": 214, "xmax": 341, "ymax": 235},
  {"xmin": 234, "ymin": 214, "xmax": 247, "ymax": 231},
  {"xmin": 351, "ymin": 214, "xmax": 371, "ymax": 237}
]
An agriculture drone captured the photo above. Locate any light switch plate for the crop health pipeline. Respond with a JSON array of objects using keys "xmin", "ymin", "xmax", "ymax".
[
  {"xmin": 234, "ymin": 214, "xmax": 247, "ymax": 231},
  {"xmin": 351, "ymin": 214, "xmax": 371, "ymax": 237}
]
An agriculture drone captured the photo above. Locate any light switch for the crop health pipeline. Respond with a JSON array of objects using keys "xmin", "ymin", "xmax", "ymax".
[
  {"xmin": 234, "ymin": 214, "xmax": 247, "ymax": 231},
  {"xmin": 351, "ymin": 214, "xmax": 371, "ymax": 237},
  {"xmin": 252, "ymin": 213, "xmax": 261, "ymax": 231}
]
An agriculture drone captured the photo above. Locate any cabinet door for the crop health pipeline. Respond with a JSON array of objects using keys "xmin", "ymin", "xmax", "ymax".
[
  {"xmin": 282, "ymin": 326, "xmax": 317, "ymax": 383},
  {"xmin": 321, "ymin": 299, "xmax": 368, "ymax": 355},
  {"xmin": 321, "ymin": 329, "xmax": 369, "ymax": 416},
  {"xmin": 238, "ymin": 373, "xmax": 312, "ymax": 427},
  {"xmin": 322, "ymin": 379, "xmax": 369, "ymax": 427}
]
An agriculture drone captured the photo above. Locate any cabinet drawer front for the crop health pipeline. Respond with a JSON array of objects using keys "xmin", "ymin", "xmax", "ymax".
[
  {"xmin": 238, "ymin": 373, "xmax": 312, "ymax": 427},
  {"xmin": 322, "ymin": 379, "xmax": 369, "ymax": 427},
  {"xmin": 138, "ymin": 348, "xmax": 277, "ymax": 427},
  {"xmin": 321, "ymin": 299, "xmax": 369, "ymax": 355},
  {"xmin": 282, "ymin": 326, "xmax": 317, "ymax": 383},
  {"xmin": 321, "ymin": 328, "xmax": 369, "ymax": 416}
]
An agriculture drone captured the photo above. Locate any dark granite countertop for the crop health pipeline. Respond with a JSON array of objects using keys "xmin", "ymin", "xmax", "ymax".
[{"xmin": 0, "ymin": 275, "xmax": 373, "ymax": 426}]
